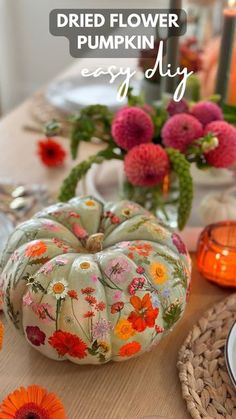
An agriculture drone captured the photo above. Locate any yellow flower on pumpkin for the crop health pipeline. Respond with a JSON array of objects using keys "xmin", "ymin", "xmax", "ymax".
[
  {"xmin": 98, "ymin": 341, "xmax": 110, "ymax": 353},
  {"xmin": 149, "ymin": 262, "xmax": 167, "ymax": 285},
  {"xmin": 0, "ymin": 320, "xmax": 4, "ymax": 351},
  {"xmin": 115, "ymin": 319, "xmax": 136, "ymax": 340},
  {"xmin": 80, "ymin": 261, "xmax": 91, "ymax": 270},
  {"xmin": 85, "ymin": 200, "xmax": 96, "ymax": 207}
]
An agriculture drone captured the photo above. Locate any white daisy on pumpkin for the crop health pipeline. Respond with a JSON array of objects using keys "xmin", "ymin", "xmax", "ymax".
[
  {"xmin": 48, "ymin": 278, "xmax": 68, "ymax": 300},
  {"xmin": 75, "ymin": 259, "xmax": 95, "ymax": 274}
]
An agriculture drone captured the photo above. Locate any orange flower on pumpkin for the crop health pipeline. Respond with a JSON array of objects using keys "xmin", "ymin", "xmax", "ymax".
[
  {"xmin": 129, "ymin": 243, "xmax": 153, "ymax": 257},
  {"xmin": 119, "ymin": 341, "xmax": 141, "ymax": 357},
  {"xmin": 25, "ymin": 241, "xmax": 47, "ymax": 258},
  {"xmin": 0, "ymin": 320, "xmax": 4, "ymax": 351},
  {"xmin": 0, "ymin": 385, "xmax": 67, "ymax": 419},
  {"xmin": 128, "ymin": 293, "xmax": 159, "ymax": 332}
]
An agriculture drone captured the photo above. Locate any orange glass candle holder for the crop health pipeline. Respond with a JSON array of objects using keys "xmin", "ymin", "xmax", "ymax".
[{"xmin": 197, "ymin": 221, "xmax": 236, "ymax": 288}]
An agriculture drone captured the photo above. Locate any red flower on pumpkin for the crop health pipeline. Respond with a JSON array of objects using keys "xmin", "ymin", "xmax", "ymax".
[
  {"xmin": 81, "ymin": 287, "xmax": 95, "ymax": 295},
  {"xmin": 119, "ymin": 341, "xmax": 141, "ymax": 357},
  {"xmin": 128, "ymin": 293, "xmax": 159, "ymax": 332},
  {"xmin": 48, "ymin": 330, "xmax": 87, "ymax": 358},
  {"xmin": 67, "ymin": 290, "xmax": 78, "ymax": 300},
  {"xmin": 37, "ymin": 138, "xmax": 66, "ymax": 167},
  {"xmin": 96, "ymin": 302, "xmax": 106, "ymax": 311},
  {"xmin": 26, "ymin": 326, "xmax": 46, "ymax": 347},
  {"xmin": 85, "ymin": 295, "xmax": 97, "ymax": 306},
  {"xmin": 84, "ymin": 311, "xmax": 95, "ymax": 318},
  {"xmin": 111, "ymin": 301, "xmax": 124, "ymax": 314}
]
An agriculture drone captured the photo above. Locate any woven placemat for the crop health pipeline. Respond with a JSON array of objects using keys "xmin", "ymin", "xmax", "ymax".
[{"xmin": 178, "ymin": 293, "xmax": 236, "ymax": 419}]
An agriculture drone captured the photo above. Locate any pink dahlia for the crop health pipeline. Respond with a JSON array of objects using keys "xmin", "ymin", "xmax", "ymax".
[
  {"xmin": 162, "ymin": 113, "xmax": 203, "ymax": 152},
  {"xmin": 124, "ymin": 143, "xmax": 169, "ymax": 187},
  {"xmin": 191, "ymin": 101, "xmax": 223, "ymax": 127},
  {"xmin": 204, "ymin": 121, "xmax": 236, "ymax": 168},
  {"xmin": 112, "ymin": 107, "xmax": 154, "ymax": 150},
  {"xmin": 167, "ymin": 98, "xmax": 189, "ymax": 116}
]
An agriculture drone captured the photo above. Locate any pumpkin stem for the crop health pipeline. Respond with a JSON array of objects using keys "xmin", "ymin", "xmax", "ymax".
[{"xmin": 86, "ymin": 233, "xmax": 104, "ymax": 253}]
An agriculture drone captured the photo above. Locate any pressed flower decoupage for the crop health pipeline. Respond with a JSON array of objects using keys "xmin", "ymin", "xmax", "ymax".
[{"xmin": 0, "ymin": 196, "xmax": 191, "ymax": 364}]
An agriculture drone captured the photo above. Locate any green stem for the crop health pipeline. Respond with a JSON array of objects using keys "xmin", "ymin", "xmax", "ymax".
[
  {"xmin": 59, "ymin": 147, "xmax": 123, "ymax": 202},
  {"xmin": 71, "ymin": 299, "xmax": 90, "ymax": 341},
  {"xmin": 56, "ymin": 298, "xmax": 62, "ymax": 331}
]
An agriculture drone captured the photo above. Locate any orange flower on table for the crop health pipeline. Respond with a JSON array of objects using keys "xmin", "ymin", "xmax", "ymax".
[
  {"xmin": 115, "ymin": 319, "xmax": 136, "ymax": 340},
  {"xmin": 25, "ymin": 240, "xmax": 47, "ymax": 258},
  {"xmin": 0, "ymin": 320, "xmax": 4, "ymax": 350},
  {"xmin": 128, "ymin": 293, "xmax": 159, "ymax": 332},
  {"xmin": 119, "ymin": 341, "xmax": 141, "ymax": 357},
  {"xmin": 0, "ymin": 384, "xmax": 67, "ymax": 419},
  {"xmin": 149, "ymin": 261, "xmax": 167, "ymax": 285}
]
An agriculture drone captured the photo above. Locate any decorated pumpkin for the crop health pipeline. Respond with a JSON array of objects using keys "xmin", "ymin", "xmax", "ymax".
[{"xmin": 0, "ymin": 196, "xmax": 191, "ymax": 364}]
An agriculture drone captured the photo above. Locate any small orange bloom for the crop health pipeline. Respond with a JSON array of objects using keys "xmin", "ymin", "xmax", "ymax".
[
  {"xmin": 0, "ymin": 385, "xmax": 67, "ymax": 419},
  {"xmin": 25, "ymin": 241, "xmax": 47, "ymax": 258},
  {"xmin": 129, "ymin": 243, "xmax": 153, "ymax": 257},
  {"xmin": 67, "ymin": 290, "xmax": 78, "ymax": 300},
  {"xmin": 119, "ymin": 341, "xmax": 141, "ymax": 357},
  {"xmin": 0, "ymin": 320, "xmax": 4, "ymax": 351}
]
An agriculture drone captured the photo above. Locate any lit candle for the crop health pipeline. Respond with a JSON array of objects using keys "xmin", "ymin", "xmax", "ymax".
[
  {"xmin": 165, "ymin": 0, "xmax": 182, "ymax": 94},
  {"xmin": 197, "ymin": 221, "xmax": 236, "ymax": 288},
  {"xmin": 215, "ymin": 0, "xmax": 236, "ymax": 103}
]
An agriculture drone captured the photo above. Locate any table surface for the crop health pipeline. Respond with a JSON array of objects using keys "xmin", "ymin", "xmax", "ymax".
[{"xmin": 0, "ymin": 61, "xmax": 232, "ymax": 419}]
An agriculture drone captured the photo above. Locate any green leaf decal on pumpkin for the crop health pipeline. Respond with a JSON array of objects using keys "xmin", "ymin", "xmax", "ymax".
[
  {"xmin": 163, "ymin": 300, "xmax": 183, "ymax": 330},
  {"xmin": 155, "ymin": 251, "xmax": 188, "ymax": 290},
  {"xmin": 29, "ymin": 257, "xmax": 50, "ymax": 266},
  {"xmin": 127, "ymin": 217, "xmax": 149, "ymax": 233}
]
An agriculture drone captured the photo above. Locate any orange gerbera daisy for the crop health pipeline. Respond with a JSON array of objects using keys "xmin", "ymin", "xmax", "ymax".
[
  {"xmin": 0, "ymin": 320, "xmax": 4, "ymax": 350},
  {"xmin": 119, "ymin": 341, "xmax": 141, "ymax": 357},
  {"xmin": 25, "ymin": 241, "xmax": 47, "ymax": 258},
  {"xmin": 0, "ymin": 385, "xmax": 67, "ymax": 419}
]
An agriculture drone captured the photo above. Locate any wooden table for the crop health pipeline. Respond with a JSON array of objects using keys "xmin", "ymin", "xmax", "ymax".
[{"xmin": 0, "ymin": 63, "xmax": 231, "ymax": 419}]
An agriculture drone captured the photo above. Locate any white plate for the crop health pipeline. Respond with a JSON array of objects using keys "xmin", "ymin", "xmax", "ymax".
[
  {"xmin": 46, "ymin": 74, "xmax": 140, "ymax": 113},
  {"xmin": 225, "ymin": 321, "xmax": 236, "ymax": 388}
]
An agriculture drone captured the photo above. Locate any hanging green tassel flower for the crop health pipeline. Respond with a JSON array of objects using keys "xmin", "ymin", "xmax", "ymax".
[{"xmin": 166, "ymin": 148, "xmax": 193, "ymax": 230}]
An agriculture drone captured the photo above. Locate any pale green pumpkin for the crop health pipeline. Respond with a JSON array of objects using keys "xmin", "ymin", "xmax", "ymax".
[{"xmin": 0, "ymin": 196, "xmax": 191, "ymax": 364}]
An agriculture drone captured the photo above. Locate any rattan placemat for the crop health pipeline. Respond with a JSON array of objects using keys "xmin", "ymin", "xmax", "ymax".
[{"xmin": 178, "ymin": 293, "xmax": 236, "ymax": 419}]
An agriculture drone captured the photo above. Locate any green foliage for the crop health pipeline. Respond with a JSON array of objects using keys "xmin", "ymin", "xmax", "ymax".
[
  {"xmin": 166, "ymin": 148, "xmax": 193, "ymax": 230},
  {"xmin": 186, "ymin": 74, "xmax": 201, "ymax": 102},
  {"xmin": 69, "ymin": 105, "xmax": 114, "ymax": 159},
  {"xmin": 127, "ymin": 87, "xmax": 145, "ymax": 106},
  {"xmin": 222, "ymin": 103, "xmax": 236, "ymax": 125},
  {"xmin": 152, "ymin": 103, "xmax": 168, "ymax": 138},
  {"xmin": 44, "ymin": 119, "xmax": 62, "ymax": 137}
]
